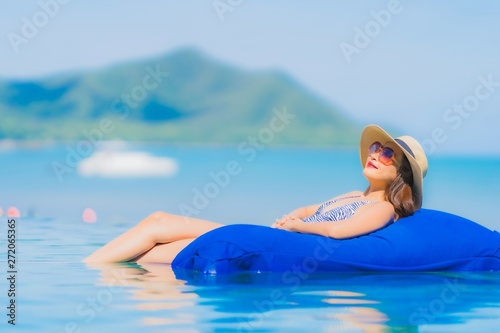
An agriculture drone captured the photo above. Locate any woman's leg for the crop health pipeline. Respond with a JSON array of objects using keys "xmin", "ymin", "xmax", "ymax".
[
  {"xmin": 83, "ymin": 212, "xmax": 223, "ymax": 263},
  {"xmin": 133, "ymin": 238, "xmax": 196, "ymax": 264}
]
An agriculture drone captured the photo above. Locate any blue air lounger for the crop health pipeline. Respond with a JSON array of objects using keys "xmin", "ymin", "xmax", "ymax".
[{"xmin": 171, "ymin": 209, "xmax": 500, "ymax": 273}]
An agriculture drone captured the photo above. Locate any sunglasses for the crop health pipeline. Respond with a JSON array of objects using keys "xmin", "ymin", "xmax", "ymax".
[{"xmin": 368, "ymin": 141, "xmax": 399, "ymax": 166}]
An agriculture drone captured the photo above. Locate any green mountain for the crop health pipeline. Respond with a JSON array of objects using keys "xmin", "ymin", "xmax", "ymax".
[{"xmin": 0, "ymin": 48, "xmax": 362, "ymax": 146}]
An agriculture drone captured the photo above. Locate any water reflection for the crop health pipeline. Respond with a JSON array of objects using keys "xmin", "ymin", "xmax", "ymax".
[
  {"xmin": 177, "ymin": 271, "xmax": 500, "ymax": 332},
  {"xmin": 86, "ymin": 262, "xmax": 200, "ymax": 329},
  {"xmin": 86, "ymin": 263, "xmax": 500, "ymax": 332}
]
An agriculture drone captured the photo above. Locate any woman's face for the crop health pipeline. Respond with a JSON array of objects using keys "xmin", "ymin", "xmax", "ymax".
[{"xmin": 363, "ymin": 141, "xmax": 404, "ymax": 185}]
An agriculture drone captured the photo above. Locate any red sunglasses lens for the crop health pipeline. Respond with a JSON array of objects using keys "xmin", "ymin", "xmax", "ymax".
[
  {"xmin": 379, "ymin": 147, "xmax": 395, "ymax": 164},
  {"xmin": 368, "ymin": 142, "xmax": 382, "ymax": 154},
  {"xmin": 368, "ymin": 142, "xmax": 395, "ymax": 165}
]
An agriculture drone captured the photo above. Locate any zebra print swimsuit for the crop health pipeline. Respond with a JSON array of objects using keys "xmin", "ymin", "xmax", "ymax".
[{"xmin": 302, "ymin": 195, "xmax": 374, "ymax": 223}]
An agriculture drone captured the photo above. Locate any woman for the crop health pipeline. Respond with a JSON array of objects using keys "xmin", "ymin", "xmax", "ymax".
[{"xmin": 83, "ymin": 125, "xmax": 428, "ymax": 264}]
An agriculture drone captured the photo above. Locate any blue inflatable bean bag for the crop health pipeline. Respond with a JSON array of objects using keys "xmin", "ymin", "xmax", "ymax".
[{"xmin": 171, "ymin": 209, "xmax": 500, "ymax": 274}]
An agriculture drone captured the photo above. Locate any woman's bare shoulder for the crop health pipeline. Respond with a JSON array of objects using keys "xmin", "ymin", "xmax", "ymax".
[
  {"xmin": 357, "ymin": 200, "xmax": 395, "ymax": 217},
  {"xmin": 323, "ymin": 191, "xmax": 364, "ymax": 203},
  {"xmin": 330, "ymin": 190, "xmax": 364, "ymax": 200}
]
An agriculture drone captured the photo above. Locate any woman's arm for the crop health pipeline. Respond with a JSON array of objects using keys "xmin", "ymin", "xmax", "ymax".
[
  {"xmin": 285, "ymin": 191, "xmax": 364, "ymax": 220},
  {"xmin": 275, "ymin": 201, "xmax": 395, "ymax": 239},
  {"xmin": 286, "ymin": 203, "xmax": 322, "ymax": 219},
  {"xmin": 271, "ymin": 203, "xmax": 322, "ymax": 228}
]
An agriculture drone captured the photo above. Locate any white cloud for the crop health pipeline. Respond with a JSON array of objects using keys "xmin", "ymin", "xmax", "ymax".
[{"xmin": 78, "ymin": 151, "xmax": 178, "ymax": 178}]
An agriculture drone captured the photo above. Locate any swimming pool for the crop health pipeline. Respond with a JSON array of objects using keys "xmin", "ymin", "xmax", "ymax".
[
  {"xmin": 1, "ymin": 145, "xmax": 499, "ymax": 332},
  {"xmin": 3, "ymin": 215, "xmax": 500, "ymax": 332}
]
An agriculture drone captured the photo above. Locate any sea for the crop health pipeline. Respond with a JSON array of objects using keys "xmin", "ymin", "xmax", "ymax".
[{"xmin": 0, "ymin": 143, "xmax": 499, "ymax": 332}]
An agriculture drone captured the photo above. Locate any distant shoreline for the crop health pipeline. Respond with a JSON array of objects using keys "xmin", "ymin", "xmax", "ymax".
[{"xmin": 0, "ymin": 138, "xmax": 358, "ymax": 150}]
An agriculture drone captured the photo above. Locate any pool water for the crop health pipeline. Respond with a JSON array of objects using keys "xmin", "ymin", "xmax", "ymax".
[
  {"xmin": 1, "ymin": 145, "xmax": 499, "ymax": 332},
  {"xmin": 4, "ymin": 217, "xmax": 500, "ymax": 333},
  {"xmin": 5, "ymin": 214, "xmax": 500, "ymax": 333}
]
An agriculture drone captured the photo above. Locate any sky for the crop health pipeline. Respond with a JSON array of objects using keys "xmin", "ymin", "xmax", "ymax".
[{"xmin": 1, "ymin": 0, "xmax": 499, "ymax": 155}]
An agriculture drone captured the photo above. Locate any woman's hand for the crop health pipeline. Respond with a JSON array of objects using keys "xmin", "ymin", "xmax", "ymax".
[{"xmin": 271, "ymin": 215, "xmax": 304, "ymax": 231}]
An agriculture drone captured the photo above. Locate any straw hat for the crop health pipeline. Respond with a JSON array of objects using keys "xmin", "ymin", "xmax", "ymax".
[{"xmin": 360, "ymin": 125, "xmax": 428, "ymax": 209}]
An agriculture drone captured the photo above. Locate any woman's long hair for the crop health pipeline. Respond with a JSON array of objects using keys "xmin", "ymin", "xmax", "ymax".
[{"xmin": 385, "ymin": 155, "xmax": 416, "ymax": 220}]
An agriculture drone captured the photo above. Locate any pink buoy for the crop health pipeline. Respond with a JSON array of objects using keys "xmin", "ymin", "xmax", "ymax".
[
  {"xmin": 0, "ymin": 207, "xmax": 3, "ymax": 216},
  {"xmin": 7, "ymin": 206, "xmax": 20, "ymax": 218},
  {"xmin": 82, "ymin": 208, "xmax": 97, "ymax": 223}
]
